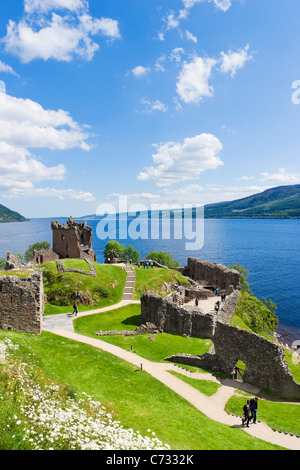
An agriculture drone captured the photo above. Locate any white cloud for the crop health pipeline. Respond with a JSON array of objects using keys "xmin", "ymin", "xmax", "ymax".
[
  {"xmin": 260, "ymin": 168, "xmax": 300, "ymax": 184},
  {"xmin": 2, "ymin": 1, "xmax": 120, "ymax": 63},
  {"xmin": 0, "ymin": 60, "xmax": 19, "ymax": 77},
  {"xmin": 24, "ymin": 0, "xmax": 87, "ymax": 13},
  {"xmin": 165, "ymin": 12, "xmax": 180, "ymax": 30},
  {"xmin": 0, "ymin": 91, "xmax": 90, "ymax": 150},
  {"xmin": 176, "ymin": 56, "xmax": 217, "ymax": 104},
  {"xmin": 0, "ymin": 90, "xmax": 93, "ymax": 200},
  {"xmin": 185, "ymin": 30, "xmax": 197, "ymax": 43},
  {"xmin": 131, "ymin": 66, "xmax": 151, "ymax": 78},
  {"xmin": 169, "ymin": 47, "xmax": 185, "ymax": 63},
  {"xmin": 220, "ymin": 44, "xmax": 253, "ymax": 77},
  {"xmin": 5, "ymin": 186, "xmax": 96, "ymax": 202},
  {"xmin": 155, "ymin": 55, "xmax": 166, "ymax": 72},
  {"xmin": 182, "ymin": 0, "xmax": 232, "ymax": 12},
  {"xmin": 140, "ymin": 99, "xmax": 168, "ymax": 114},
  {"xmin": 138, "ymin": 133, "xmax": 224, "ymax": 187}
]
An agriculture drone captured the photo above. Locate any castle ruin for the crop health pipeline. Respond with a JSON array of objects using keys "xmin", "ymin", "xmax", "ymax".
[{"xmin": 51, "ymin": 216, "xmax": 95, "ymax": 261}]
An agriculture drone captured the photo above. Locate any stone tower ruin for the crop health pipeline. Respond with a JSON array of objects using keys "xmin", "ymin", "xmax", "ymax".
[{"xmin": 51, "ymin": 216, "xmax": 95, "ymax": 260}]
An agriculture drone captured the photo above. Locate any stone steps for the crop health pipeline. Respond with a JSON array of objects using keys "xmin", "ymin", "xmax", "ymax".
[{"xmin": 122, "ymin": 267, "xmax": 136, "ymax": 301}]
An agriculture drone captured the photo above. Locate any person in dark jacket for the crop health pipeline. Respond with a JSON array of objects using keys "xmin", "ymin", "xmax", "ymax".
[
  {"xmin": 72, "ymin": 301, "xmax": 78, "ymax": 317},
  {"xmin": 242, "ymin": 400, "xmax": 251, "ymax": 427},
  {"xmin": 250, "ymin": 397, "xmax": 258, "ymax": 423}
]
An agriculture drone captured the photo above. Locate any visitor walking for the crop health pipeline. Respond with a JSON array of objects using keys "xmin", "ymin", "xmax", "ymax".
[
  {"xmin": 242, "ymin": 400, "xmax": 251, "ymax": 427},
  {"xmin": 72, "ymin": 301, "xmax": 78, "ymax": 317},
  {"xmin": 250, "ymin": 397, "xmax": 258, "ymax": 424}
]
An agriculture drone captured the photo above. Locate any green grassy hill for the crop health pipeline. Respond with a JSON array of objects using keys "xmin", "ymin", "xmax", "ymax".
[
  {"xmin": 204, "ymin": 184, "xmax": 300, "ymax": 219},
  {"xmin": 0, "ymin": 204, "xmax": 28, "ymax": 223}
]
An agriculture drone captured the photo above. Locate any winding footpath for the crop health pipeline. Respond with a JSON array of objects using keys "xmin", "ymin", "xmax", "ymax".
[{"xmin": 43, "ymin": 267, "xmax": 300, "ymax": 451}]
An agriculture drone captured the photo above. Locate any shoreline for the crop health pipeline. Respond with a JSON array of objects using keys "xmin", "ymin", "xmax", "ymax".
[{"xmin": 276, "ymin": 323, "xmax": 300, "ymax": 349}]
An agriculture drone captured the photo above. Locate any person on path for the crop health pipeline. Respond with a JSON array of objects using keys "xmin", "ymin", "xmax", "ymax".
[
  {"xmin": 72, "ymin": 301, "xmax": 78, "ymax": 317},
  {"xmin": 242, "ymin": 400, "xmax": 251, "ymax": 427},
  {"xmin": 250, "ymin": 397, "xmax": 258, "ymax": 424}
]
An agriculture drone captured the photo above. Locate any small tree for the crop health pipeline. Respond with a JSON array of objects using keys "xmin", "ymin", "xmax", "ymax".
[
  {"xmin": 146, "ymin": 251, "xmax": 180, "ymax": 268},
  {"xmin": 25, "ymin": 241, "xmax": 50, "ymax": 262},
  {"xmin": 103, "ymin": 241, "xmax": 126, "ymax": 260},
  {"xmin": 0, "ymin": 258, "xmax": 6, "ymax": 270},
  {"xmin": 229, "ymin": 263, "xmax": 250, "ymax": 293},
  {"xmin": 123, "ymin": 246, "xmax": 140, "ymax": 264}
]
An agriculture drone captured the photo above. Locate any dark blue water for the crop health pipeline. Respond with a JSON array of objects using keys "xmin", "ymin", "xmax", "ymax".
[{"xmin": 0, "ymin": 218, "xmax": 299, "ymax": 343}]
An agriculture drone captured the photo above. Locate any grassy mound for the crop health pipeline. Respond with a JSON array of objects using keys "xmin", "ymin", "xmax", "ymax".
[
  {"xmin": 36, "ymin": 261, "xmax": 127, "ymax": 315},
  {"xmin": 133, "ymin": 266, "xmax": 190, "ymax": 299},
  {"xmin": 230, "ymin": 292, "xmax": 278, "ymax": 339}
]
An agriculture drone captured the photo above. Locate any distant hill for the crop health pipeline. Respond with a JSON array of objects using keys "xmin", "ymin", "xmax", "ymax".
[
  {"xmin": 79, "ymin": 185, "xmax": 300, "ymax": 221},
  {"xmin": 0, "ymin": 204, "xmax": 28, "ymax": 223},
  {"xmin": 204, "ymin": 184, "xmax": 300, "ymax": 219}
]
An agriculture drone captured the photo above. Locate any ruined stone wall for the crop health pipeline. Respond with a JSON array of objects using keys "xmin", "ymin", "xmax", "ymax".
[
  {"xmin": 140, "ymin": 292, "xmax": 215, "ymax": 339},
  {"xmin": 213, "ymin": 321, "xmax": 300, "ymax": 399},
  {"xmin": 33, "ymin": 247, "xmax": 59, "ymax": 265},
  {"xmin": 167, "ymin": 320, "xmax": 300, "ymax": 400},
  {"xmin": 183, "ymin": 258, "xmax": 241, "ymax": 292},
  {"xmin": 51, "ymin": 217, "xmax": 94, "ymax": 260},
  {"xmin": 0, "ymin": 273, "xmax": 44, "ymax": 335}
]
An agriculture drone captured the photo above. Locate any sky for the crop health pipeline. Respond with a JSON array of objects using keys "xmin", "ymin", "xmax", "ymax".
[{"xmin": 0, "ymin": 0, "xmax": 299, "ymax": 218}]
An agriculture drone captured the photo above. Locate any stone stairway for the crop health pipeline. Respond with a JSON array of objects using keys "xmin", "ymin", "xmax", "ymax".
[{"xmin": 122, "ymin": 266, "xmax": 136, "ymax": 301}]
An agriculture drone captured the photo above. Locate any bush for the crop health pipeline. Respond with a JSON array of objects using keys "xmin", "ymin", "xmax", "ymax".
[
  {"xmin": 233, "ymin": 292, "xmax": 278, "ymax": 337},
  {"xmin": 146, "ymin": 251, "xmax": 180, "ymax": 268},
  {"xmin": 25, "ymin": 241, "xmax": 50, "ymax": 262}
]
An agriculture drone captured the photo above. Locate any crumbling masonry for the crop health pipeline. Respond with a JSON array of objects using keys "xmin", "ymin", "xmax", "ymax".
[
  {"xmin": 0, "ymin": 273, "xmax": 44, "ymax": 335},
  {"xmin": 140, "ymin": 258, "xmax": 300, "ymax": 400}
]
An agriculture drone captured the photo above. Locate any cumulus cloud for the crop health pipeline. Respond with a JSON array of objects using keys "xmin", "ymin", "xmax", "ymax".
[
  {"xmin": 140, "ymin": 99, "xmax": 168, "ymax": 114},
  {"xmin": 2, "ymin": 0, "xmax": 120, "ymax": 63},
  {"xmin": 220, "ymin": 44, "xmax": 254, "ymax": 77},
  {"xmin": 131, "ymin": 66, "xmax": 151, "ymax": 78},
  {"xmin": 176, "ymin": 56, "xmax": 217, "ymax": 104},
  {"xmin": 5, "ymin": 186, "xmax": 96, "ymax": 202},
  {"xmin": 0, "ymin": 89, "xmax": 93, "ymax": 199},
  {"xmin": 260, "ymin": 168, "xmax": 300, "ymax": 184},
  {"xmin": 0, "ymin": 92, "xmax": 90, "ymax": 150},
  {"xmin": 182, "ymin": 0, "xmax": 231, "ymax": 12},
  {"xmin": 138, "ymin": 133, "xmax": 224, "ymax": 187},
  {"xmin": 24, "ymin": 0, "xmax": 88, "ymax": 14},
  {"xmin": 0, "ymin": 60, "xmax": 19, "ymax": 77}
]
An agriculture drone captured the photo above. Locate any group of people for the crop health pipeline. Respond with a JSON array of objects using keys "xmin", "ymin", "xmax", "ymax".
[
  {"xmin": 242, "ymin": 397, "xmax": 259, "ymax": 427},
  {"xmin": 137, "ymin": 260, "xmax": 154, "ymax": 269}
]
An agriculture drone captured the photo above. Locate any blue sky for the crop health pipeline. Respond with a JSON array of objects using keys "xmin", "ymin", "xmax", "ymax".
[{"xmin": 0, "ymin": 0, "xmax": 299, "ymax": 218}]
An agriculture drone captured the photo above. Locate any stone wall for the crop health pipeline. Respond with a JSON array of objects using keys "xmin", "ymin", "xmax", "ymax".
[
  {"xmin": 0, "ymin": 273, "xmax": 44, "ymax": 335},
  {"xmin": 140, "ymin": 292, "xmax": 215, "ymax": 339},
  {"xmin": 167, "ymin": 320, "xmax": 300, "ymax": 400},
  {"xmin": 5, "ymin": 252, "xmax": 22, "ymax": 270},
  {"xmin": 182, "ymin": 258, "xmax": 241, "ymax": 292},
  {"xmin": 56, "ymin": 259, "xmax": 97, "ymax": 277},
  {"xmin": 33, "ymin": 247, "xmax": 59, "ymax": 265},
  {"xmin": 51, "ymin": 217, "xmax": 94, "ymax": 260}
]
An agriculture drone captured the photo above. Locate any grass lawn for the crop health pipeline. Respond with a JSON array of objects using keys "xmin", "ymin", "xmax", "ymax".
[
  {"xmin": 0, "ymin": 329, "xmax": 283, "ymax": 450},
  {"xmin": 133, "ymin": 266, "xmax": 190, "ymax": 299},
  {"xmin": 36, "ymin": 261, "xmax": 127, "ymax": 315},
  {"xmin": 62, "ymin": 259, "xmax": 92, "ymax": 271},
  {"xmin": 0, "ymin": 270, "xmax": 34, "ymax": 278},
  {"xmin": 225, "ymin": 394, "xmax": 300, "ymax": 436},
  {"xmin": 73, "ymin": 304, "xmax": 213, "ymax": 363},
  {"xmin": 169, "ymin": 371, "xmax": 221, "ymax": 397}
]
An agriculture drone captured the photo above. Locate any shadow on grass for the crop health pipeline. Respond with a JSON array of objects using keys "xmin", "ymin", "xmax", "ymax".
[{"xmin": 121, "ymin": 315, "xmax": 141, "ymax": 328}]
